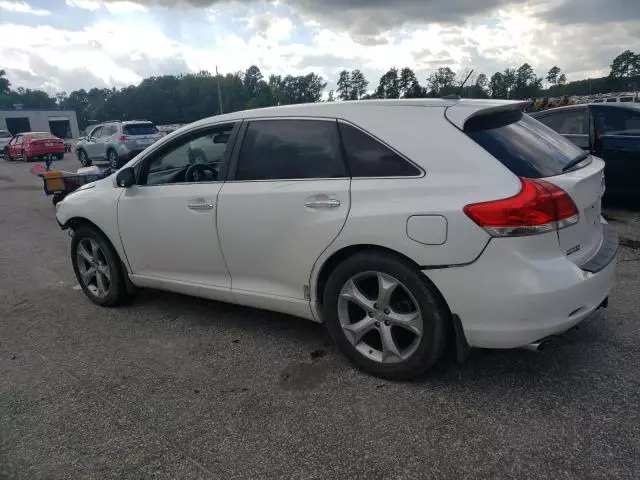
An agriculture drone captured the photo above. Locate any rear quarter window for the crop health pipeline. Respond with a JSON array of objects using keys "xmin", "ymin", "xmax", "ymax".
[
  {"xmin": 338, "ymin": 123, "xmax": 421, "ymax": 177},
  {"xmin": 465, "ymin": 110, "xmax": 585, "ymax": 178}
]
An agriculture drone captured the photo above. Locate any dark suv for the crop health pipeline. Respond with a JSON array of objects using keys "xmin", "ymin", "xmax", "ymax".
[{"xmin": 531, "ymin": 104, "xmax": 640, "ymax": 200}]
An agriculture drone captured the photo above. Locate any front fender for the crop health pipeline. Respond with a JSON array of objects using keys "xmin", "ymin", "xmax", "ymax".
[{"xmin": 56, "ymin": 182, "xmax": 128, "ymax": 270}]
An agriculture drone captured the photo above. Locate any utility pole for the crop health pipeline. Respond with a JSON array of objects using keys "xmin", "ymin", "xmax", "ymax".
[{"xmin": 216, "ymin": 65, "xmax": 224, "ymax": 114}]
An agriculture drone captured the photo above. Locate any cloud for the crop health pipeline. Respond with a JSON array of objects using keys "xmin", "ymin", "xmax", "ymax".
[
  {"xmin": 540, "ymin": 0, "xmax": 640, "ymax": 24},
  {"xmin": 0, "ymin": 1, "xmax": 51, "ymax": 15},
  {"xmin": 65, "ymin": 0, "xmax": 101, "ymax": 10},
  {"xmin": 66, "ymin": 0, "xmax": 148, "ymax": 13},
  {"xmin": 247, "ymin": 12, "xmax": 293, "ymax": 42},
  {"xmin": 1, "ymin": 0, "xmax": 637, "ymax": 94}
]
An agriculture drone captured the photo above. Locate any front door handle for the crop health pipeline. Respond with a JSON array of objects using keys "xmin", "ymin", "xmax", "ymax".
[
  {"xmin": 188, "ymin": 198, "xmax": 214, "ymax": 210},
  {"xmin": 305, "ymin": 198, "xmax": 341, "ymax": 208}
]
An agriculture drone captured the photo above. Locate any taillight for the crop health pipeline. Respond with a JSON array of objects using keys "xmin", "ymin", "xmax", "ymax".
[
  {"xmin": 118, "ymin": 135, "xmax": 129, "ymax": 142},
  {"xmin": 463, "ymin": 178, "xmax": 579, "ymax": 237}
]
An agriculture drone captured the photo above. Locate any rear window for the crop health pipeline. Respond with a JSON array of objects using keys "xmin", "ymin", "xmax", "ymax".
[
  {"xmin": 30, "ymin": 132, "xmax": 54, "ymax": 139},
  {"xmin": 465, "ymin": 110, "xmax": 585, "ymax": 178},
  {"xmin": 123, "ymin": 123, "xmax": 158, "ymax": 135}
]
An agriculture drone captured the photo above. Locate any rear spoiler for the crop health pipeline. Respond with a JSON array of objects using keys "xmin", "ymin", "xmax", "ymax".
[{"xmin": 445, "ymin": 100, "xmax": 531, "ymax": 130}]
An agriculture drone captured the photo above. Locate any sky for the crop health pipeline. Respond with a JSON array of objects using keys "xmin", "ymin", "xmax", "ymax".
[{"xmin": 0, "ymin": 0, "xmax": 639, "ymax": 95}]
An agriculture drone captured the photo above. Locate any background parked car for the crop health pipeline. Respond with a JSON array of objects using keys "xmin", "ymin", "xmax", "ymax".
[
  {"xmin": 0, "ymin": 129, "xmax": 11, "ymax": 157},
  {"xmin": 531, "ymin": 104, "xmax": 640, "ymax": 200},
  {"xmin": 75, "ymin": 120, "xmax": 161, "ymax": 169},
  {"xmin": 3, "ymin": 132, "xmax": 65, "ymax": 162}
]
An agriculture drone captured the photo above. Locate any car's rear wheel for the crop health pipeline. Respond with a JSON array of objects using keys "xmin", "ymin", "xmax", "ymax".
[
  {"xmin": 323, "ymin": 251, "xmax": 448, "ymax": 380},
  {"xmin": 71, "ymin": 226, "xmax": 129, "ymax": 307},
  {"xmin": 78, "ymin": 149, "xmax": 91, "ymax": 167},
  {"xmin": 21, "ymin": 150, "xmax": 29, "ymax": 162},
  {"xmin": 107, "ymin": 149, "xmax": 119, "ymax": 169}
]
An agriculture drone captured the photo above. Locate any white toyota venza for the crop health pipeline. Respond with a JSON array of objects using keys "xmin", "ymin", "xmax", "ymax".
[{"xmin": 56, "ymin": 99, "xmax": 618, "ymax": 379}]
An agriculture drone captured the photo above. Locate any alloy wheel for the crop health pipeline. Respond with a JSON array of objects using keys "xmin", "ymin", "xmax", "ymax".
[
  {"xmin": 76, "ymin": 238, "xmax": 111, "ymax": 298},
  {"xmin": 337, "ymin": 271, "xmax": 423, "ymax": 364}
]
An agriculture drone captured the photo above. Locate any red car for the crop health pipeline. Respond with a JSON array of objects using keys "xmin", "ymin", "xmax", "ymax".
[{"xmin": 4, "ymin": 132, "xmax": 65, "ymax": 162}]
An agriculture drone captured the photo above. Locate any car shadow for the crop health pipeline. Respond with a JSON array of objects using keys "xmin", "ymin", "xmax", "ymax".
[{"xmin": 128, "ymin": 287, "xmax": 610, "ymax": 386}]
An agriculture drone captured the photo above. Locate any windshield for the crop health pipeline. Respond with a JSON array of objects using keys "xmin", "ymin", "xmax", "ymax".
[
  {"xmin": 465, "ymin": 110, "xmax": 585, "ymax": 178},
  {"xmin": 124, "ymin": 123, "xmax": 158, "ymax": 135}
]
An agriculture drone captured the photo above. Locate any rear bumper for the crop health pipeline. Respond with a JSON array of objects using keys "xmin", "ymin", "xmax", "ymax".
[
  {"xmin": 427, "ymin": 224, "xmax": 618, "ymax": 349},
  {"xmin": 26, "ymin": 147, "xmax": 65, "ymax": 157}
]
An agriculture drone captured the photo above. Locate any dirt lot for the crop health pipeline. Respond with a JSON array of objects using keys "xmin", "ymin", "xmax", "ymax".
[{"xmin": 1, "ymin": 155, "xmax": 639, "ymax": 479}]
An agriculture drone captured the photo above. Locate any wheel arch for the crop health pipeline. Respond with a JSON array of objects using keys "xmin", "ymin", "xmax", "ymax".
[
  {"xmin": 64, "ymin": 216, "xmax": 129, "ymax": 271},
  {"xmin": 313, "ymin": 243, "xmax": 469, "ymax": 364},
  {"xmin": 313, "ymin": 244, "xmax": 451, "ymax": 315}
]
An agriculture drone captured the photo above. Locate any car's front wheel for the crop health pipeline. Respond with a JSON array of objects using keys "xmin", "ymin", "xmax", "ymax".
[
  {"xmin": 21, "ymin": 150, "xmax": 29, "ymax": 162},
  {"xmin": 71, "ymin": 226, "xmax": 129, "ymax": 307},
  {"xmin": 323, "ymin": 251, "xmax": 448, "ymax": 380}
]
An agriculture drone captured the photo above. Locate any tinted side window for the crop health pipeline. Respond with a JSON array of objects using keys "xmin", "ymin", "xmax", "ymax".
[
  {"xmin": 338, "ymin": 123, "xmax": 421, "ymax": 177},
  {"xmin": 537, "ymin": 109, "xmax": 587, "ymax": 135},
  {"xmin": 594, "ymin": 107, "xmax": 640, "ymax": 135},
  {"xmin": 236, "ymin": 120, "xmax": 346, "ymax": 181},
  {"xmin": 466, "ymin": 110, "xmax": 584, "ymax": 178},
  {"xmin": 90, "ymin": 127, "xmax": 102, "ymax": 138}
]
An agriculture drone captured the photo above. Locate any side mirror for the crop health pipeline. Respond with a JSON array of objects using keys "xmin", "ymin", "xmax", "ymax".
[
  {"xmin": 213, "ymin": 134, "xmax": 230, "ymax": 144},
  {"xmin": 116, "ymin": 167, "xmax": 135, "ymax": 188}
]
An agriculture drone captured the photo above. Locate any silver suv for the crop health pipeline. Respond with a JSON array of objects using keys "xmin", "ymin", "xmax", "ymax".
[{"xmin": 76, "ymin": 120, "xmax": 161, "ymax": 169}]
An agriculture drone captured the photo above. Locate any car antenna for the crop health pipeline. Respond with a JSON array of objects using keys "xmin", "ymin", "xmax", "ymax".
[{"xmin": 442, "ymin": 69, "xmax": 474, "ymax": 100}]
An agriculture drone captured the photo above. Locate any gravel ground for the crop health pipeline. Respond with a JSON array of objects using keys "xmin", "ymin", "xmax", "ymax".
[{"xmin": 1, "ymin": 155, "xmax": 639, "ymax": 479}]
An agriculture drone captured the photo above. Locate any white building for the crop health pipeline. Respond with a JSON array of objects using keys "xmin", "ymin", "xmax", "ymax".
[{"xmin": 0, "ymin": 107, "xmax": 80, "ymax": 139}]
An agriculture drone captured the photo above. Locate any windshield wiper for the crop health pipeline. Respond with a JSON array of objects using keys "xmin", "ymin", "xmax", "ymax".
[{"xmin": 562, "ymin": 151, "xmax": 590, "ymax": 172}]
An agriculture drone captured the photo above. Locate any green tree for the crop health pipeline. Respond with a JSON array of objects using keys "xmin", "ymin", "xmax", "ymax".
[
  {"xmin": 0, "ymin": 69, "xmax": 10, "ymax": 95},
  {"xmin": 547, "ymin": 66, "xmax": 561, "ymax": 85},
  {"xmin": 349, "ymin": 69, "xmax": 368, "ymax": 99},
  {"xmin": 557, "ymin": 73, "xmax": 567, "ymax": 86},
  {"xmin": 398, "ymin": 67, "xmax": 417, "ymax": 98},
  {"xmin": 375, "ymin": 68, "xmax": 400, "ymax": 98},
  {"xmin": 427, "ymin": 67, "xmax": 456, "ymax": 96},
  {"xmin": 511, "ymin": 63, "xmax": 542, "ymax": 99},
  {"xmin": 336, "ymin": 70, "xmax": 351, "ymax": 100},
  {"xmin": 610, "ymin": 50, "xmax": 639, "ymax": 78}
]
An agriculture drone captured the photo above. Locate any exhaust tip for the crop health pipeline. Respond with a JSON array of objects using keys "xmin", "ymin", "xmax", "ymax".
[{"xmin": 521, "ymin": 336, "xmax": 556, "ymax": 352}]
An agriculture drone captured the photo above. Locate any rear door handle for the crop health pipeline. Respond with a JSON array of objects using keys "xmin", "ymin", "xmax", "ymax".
[
  {"xmin": 188, "ymin": 198, "xmax": 214, "ymax": 210},
  {"xmin": 305, "ymin": 198, "xmax": 341, "ymax": 209}
]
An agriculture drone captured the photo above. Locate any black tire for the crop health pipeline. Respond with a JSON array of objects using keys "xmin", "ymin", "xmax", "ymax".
[
  {"xmin": 3, "ymin": 149, "xmax": 10, "ymax": 161},
  {"xmin": 56, "ymin": 153, "xmax": 64, "ymax": 160},
  {"xmin": 107, "ymin": 149, "xmax": 119, "ymax": 169},
  {"xmin": 77, "ymin": 149, "xmax": 91, "ymax": 167},
  {"xmin": 323, "ymin": 250, "xmax": 449, "ymax": 380},
  {"xmin": 71, "ymin": 226, "xmax": 130, "ymax": 307},
  {"xmin": 21, "ymin": 150, "xmax": 29, "ymax": 162}
]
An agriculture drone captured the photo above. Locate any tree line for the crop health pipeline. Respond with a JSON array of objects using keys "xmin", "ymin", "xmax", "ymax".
[{"xmin": 1, "ymin": 50, "xmax": 639, "ymax": 131}]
